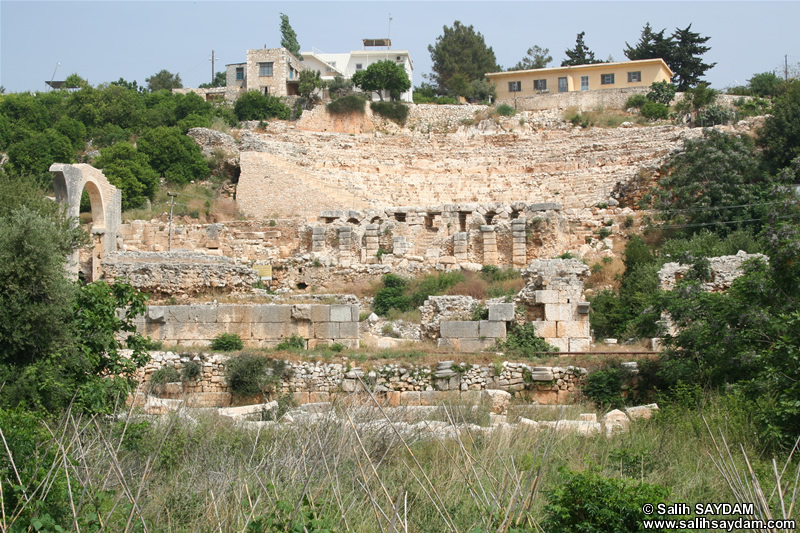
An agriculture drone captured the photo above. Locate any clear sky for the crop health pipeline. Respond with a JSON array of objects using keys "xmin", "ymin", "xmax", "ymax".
[{"xmin": 1, "ymin": 1, "xmax": 798, "ymax": 94}]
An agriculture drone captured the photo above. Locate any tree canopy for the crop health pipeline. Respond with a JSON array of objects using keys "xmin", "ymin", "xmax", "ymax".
[
  {"xmin": 136, "ymin": 126, "xmax": 210, "ymax": 184},
  {"xmin": 199, "ymin": 71, "xmax": 226, "ymax": 89},
  {"xmin": 146, "ymin": 69, "xmax": 183, "ymax": 92},
  {"xmin": 508, "ymin": 45, "xmax": 552, "ymax": 71},
  {"xmin": 651, "ymin": 129, "xmax": 792, "ymax": 236},
  {"xmin": 561, "ymin": 32, "xmax": 604, "ymax": 66},
  {"xmin": 351, "ymin": 60, "xmax": 411, "ymax": 101},
  {"xmin": 280, "ymin": 13, "xmax": 302, "ymax": 59},
  {"xmin": 624, "ymin": 23, "xmax": 716, "ymax": 91},
  {"xmin": 0, "ymin": 175, "xmax": 148, "ymax": 414},
  {"xmin": 427, "ymin": 21, "xmax": 499, "ymax": 96}
]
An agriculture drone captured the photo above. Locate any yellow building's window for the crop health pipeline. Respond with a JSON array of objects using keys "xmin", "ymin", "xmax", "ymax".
[
  {"xmin": 508, "ymin": 81, "xmax": 522, "ymax": 92},
  {"xmin": 534, "ymin": 79, "xmax": 547, "ymax": 91},
  {"xmin": 601, "ymin": 73, "xmax": 615, "ymax": 85},
  {"xmin": 628, "ymin": 71, "xmax": 642, "ymax": 83}
]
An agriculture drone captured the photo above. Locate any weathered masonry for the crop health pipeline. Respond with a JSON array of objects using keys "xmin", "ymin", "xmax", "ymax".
[
  {"xmin": 132, "ymin": 303, "xmax": 360, "ymax": 349},
  {"xmin": 50, "ymin": 163, "xmax": 121, "ymax": 280}
]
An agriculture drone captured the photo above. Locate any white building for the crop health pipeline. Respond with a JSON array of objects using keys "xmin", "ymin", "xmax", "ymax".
[{"xmin": 302, "ymin": 39, "xmax": 414, "ymax": 102}]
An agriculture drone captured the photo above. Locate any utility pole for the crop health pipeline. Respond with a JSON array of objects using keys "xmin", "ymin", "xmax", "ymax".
[
  {"xmin": 167, "ymin": 192, "xmax": 177, "ymax": 251},
  {"xmin": 211, "ymin": 50, "xmax": 215, "ymax": 85},
  {"xmin": 786, "ymin": 54, "xmax": 789, "ymax": 82}
]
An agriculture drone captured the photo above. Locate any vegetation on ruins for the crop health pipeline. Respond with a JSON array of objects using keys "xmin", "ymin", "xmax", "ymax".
[
  {"xmin": 370, "ymin": 100, "xmax": 409, "ymax": 125},
  {"xmin": 210, "ymin": 332, "xmax": 245, "ymax": 351},
  {"xmin": 198, "ymin": 70, "xmax": 227, "ymax": 89},
  {"xmin": 326, "ymin": 93, "xmax": 367, "ymax": 115},
  {"xmin": 0, "ymin": 174, "xmax": 149, "ymax": 414}
]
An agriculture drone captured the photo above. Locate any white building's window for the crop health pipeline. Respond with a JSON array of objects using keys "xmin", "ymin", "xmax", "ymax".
[
  {"xmin": 259, "ymin": 62, "xmax": 273, "ymax": 77},
  {"xmin": 326, "ymin": 61, "xmax": 337, "ymax": 73},
  {"xmin": 355, "ymin": 63, "xmax": 363, "ymax": 71}
]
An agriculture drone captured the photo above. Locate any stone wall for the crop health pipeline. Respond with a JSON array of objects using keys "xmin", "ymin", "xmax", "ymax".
[
  {"xmin": 518, "ymin": 259, "xmax": 592, "ymax": 352},
  {"xmin": 658, "ymin": 251, "xmax": 768, "ymax": 292},
  {"xmin": 132, "ymin": 303, "xmax": 360, "ymax": 348},
  {"xmin": 501, "ymin": 87, "xmax": 650, "ymax": 112},
  {"xmin": 102, "ymin": 252, "xmax": 258, "ymax": 296},
  {"xmin": 135, "ymin": 350, "xmax": 586, "ymax": 407}
]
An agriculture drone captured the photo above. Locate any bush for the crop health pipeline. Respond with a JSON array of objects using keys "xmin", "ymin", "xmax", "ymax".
[
  {"xmin": 370, "ymin": 101, "xmax": 409, "ymax": 125},
  {"xmin": 696, "ymin": 104, "xmax": 736, "ymax": 126},
  {"xmin": 210, "ymin": 333, "xmax": 244, "ymax": 352},
  {"xmin": 646, "ymin": 80, "xmax": 677, "ymax": 106},
  {"xmin": 150, "ymin": 366, "xmax": 180, "ymax": 385},
  {"xmin": 640, "ymin": 101, "xmax": 669, "ymax": 120},
  {"xmin": 495, "ymin": 103, "xmax": 515, "ymax": 116},
  {"xmin": 582, "ymin": 363, "xmax": 632, "ymax": 409},
  {"xmin": 409, "ymin": 271, "xmax": 466, "ymax": 307},
  {"xmin": 542, "ymin": 468, "xmax": 670, "ymax": 533},
  {"xmin": 225, "ymin": 354, "xmax": 269, "ymax": 396},
  {"xmin": 233, "ymin": 91, "xmax": 291, "ymax": 121},
  {"xmin": 327, "ymin": 94, "xmax": 366, "ymax": 115},
  {"xmin": 498, "ymin": 323, "xmax": 558, "ymax": 357},
  {"xmin": 625, "ymin": 94, "xmax": 647, "ymax": 109},
  {"xmin": 275, "ymin": 334, "xmax": 306, "ymax": 350},
  {"xmin": 181, "ymin": 360, "xmax": 202, "ymax": 381},
  {"xmin": 329, "ymin": 342, "xmax": 346, "ymax": 353},
  {"xmin": 372, "ymin": 273, "xmax": 411, "ymax": 316}
]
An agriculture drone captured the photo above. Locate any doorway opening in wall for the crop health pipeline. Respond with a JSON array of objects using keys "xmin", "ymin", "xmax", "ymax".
[
  {"xmin": 347, "ymin": 218, "xmax": 359, "ymax": 225},
  {"xmin": 425, "ymin": 213, "xmax": 440, "ymax": 232},
  {"xmin": 263, "ymin": 87, "xmax": 270, "ymax": 95},
  {"xmin": 370, "ymin": 217, "xmax": 383, "ymax": 224},
  {"xmin": 458, "ymin": 212, "xmax": 469, "ymax": 232},
  {"xmin": 510, "ymin": 209, "xmax": 522, "ymax": 220},
  {"xmin": 394, "ymin": 212, "xmax": 406, "ymax": 223},
  {"xmin": 296, "ymin": 282, "xmax": 308, "ymax": 290},
  {"xmin": 485, "ymin": 211, "xmax": 497, "ymax": 225}
]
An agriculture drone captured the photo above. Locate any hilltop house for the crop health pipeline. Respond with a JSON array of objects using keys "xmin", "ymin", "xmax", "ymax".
[
  {"xmin": 302, "ymin": 39, "xmax": 414, "ymax": 102},
  {"xmin": 486, "ymin": 58, "xmax": 672, "ymax": 101}
]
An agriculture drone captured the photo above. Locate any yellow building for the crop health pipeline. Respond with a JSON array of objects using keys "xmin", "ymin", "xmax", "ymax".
[{"xmin": 486, "ymin": 58, "xmax": 673, "ymax": 100}]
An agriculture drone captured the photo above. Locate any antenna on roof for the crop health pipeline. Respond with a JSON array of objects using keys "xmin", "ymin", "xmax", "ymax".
[{"xmin": 388, "ymin": 13, "xmax": 392, "ymax": 48}]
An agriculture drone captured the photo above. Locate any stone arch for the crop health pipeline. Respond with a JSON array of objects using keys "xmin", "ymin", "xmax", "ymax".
[{"xmin": 50, "ymin": 163, "xmax": 122, "ymax": 280}]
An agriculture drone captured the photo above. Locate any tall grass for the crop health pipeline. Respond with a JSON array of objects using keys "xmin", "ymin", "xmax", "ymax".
[{"xmin": 1, "ymin": 388, "xmax": 790, "ymax": 532}]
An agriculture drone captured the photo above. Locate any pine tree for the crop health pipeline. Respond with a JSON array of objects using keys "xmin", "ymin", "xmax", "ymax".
[
  {"xmin": 279, "ymin": 13, "xmax": 302, "ymax": 60},
  {"xmin": 669, "ymin": 24, "xmax": 716, "ymax": 91},
  {"xmin": 561, "ymin": 32, "xmax": 604, "ymax": 66},
  {"xmin": 624, "ymin": 23, "xmax": 673, "ymax": 62},
  {"xmin": 428, "ymin": 21, "xmax": 499, "ymax": 96}
]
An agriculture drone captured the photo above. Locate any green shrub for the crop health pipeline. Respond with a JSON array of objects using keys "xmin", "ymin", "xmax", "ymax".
[
  {"xmin": 696, "ymin": 104, "xmax": 736, "ymax": 126},
  {"xmin": 136, "ymin": 336, "xmax": 163, "ymax": 351},
  {"xmin": 646, "ymin": 80, "xmax": 677, "ymax": 106},
  {"xmin": 409, "ymin": 271, "xmax": 465, "ymax": 307},
  {"xmin": 542, "ymin": 468, "xmax": 670, "ymax": 533},
  {"xmin": 151, "ymin": 366, "xmax": 180, "ymax": 385},
  {"xmin": 597, "ymin": 227, "xmax": 612, "ymax": 240},
  {"xmin": 582, "ymin": 364, "xmax": 632, "ymax": 409},
  {"xmin": 625, "ymin": 94, "xmax": 647, "ymax": 109},
  {"xmin": 370, "ymin": 101, "xmax": 409, "ymax": 125},
  {"xmin": 372, "ymin": 273, "xmax": 411, "ymax": 316},
  {"xmin": 224, "ymin": 354, "xmax": 269, "ymax": 396},
  {"xmin": 233, "ymin": 91, "xmax": 291, "ymax": 121},
  {"xmin": 495, "ymin": 103, "xmax": 515, "ymax": 116},
  {"xmin": 327, "ymin": 94, "xmax": 366, "ymax": 115},
  {"xmin": 181, "ymin": 360, "xmax": 202, "ymax": 381},
  {"xmin": 498, "ymin": 323, "xmax": 558, "ymax": 357},
  {"xmin": 210, "ymin": 333, "xmax": 244, "ymax": 352},
  {"xmin": 329, "ymin": 342, "xmax": 346, "ymax": 353},
  {"xmin": 640, "ymin": 101, "xmax": 669, "ymax": 120},
  {"xmin": 471, "ymin": 304, "xmax": 489, "ymax": 321},
  {"xmin": 275, "ymin": 334, "xmax": 306, "ymax": 350}
]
